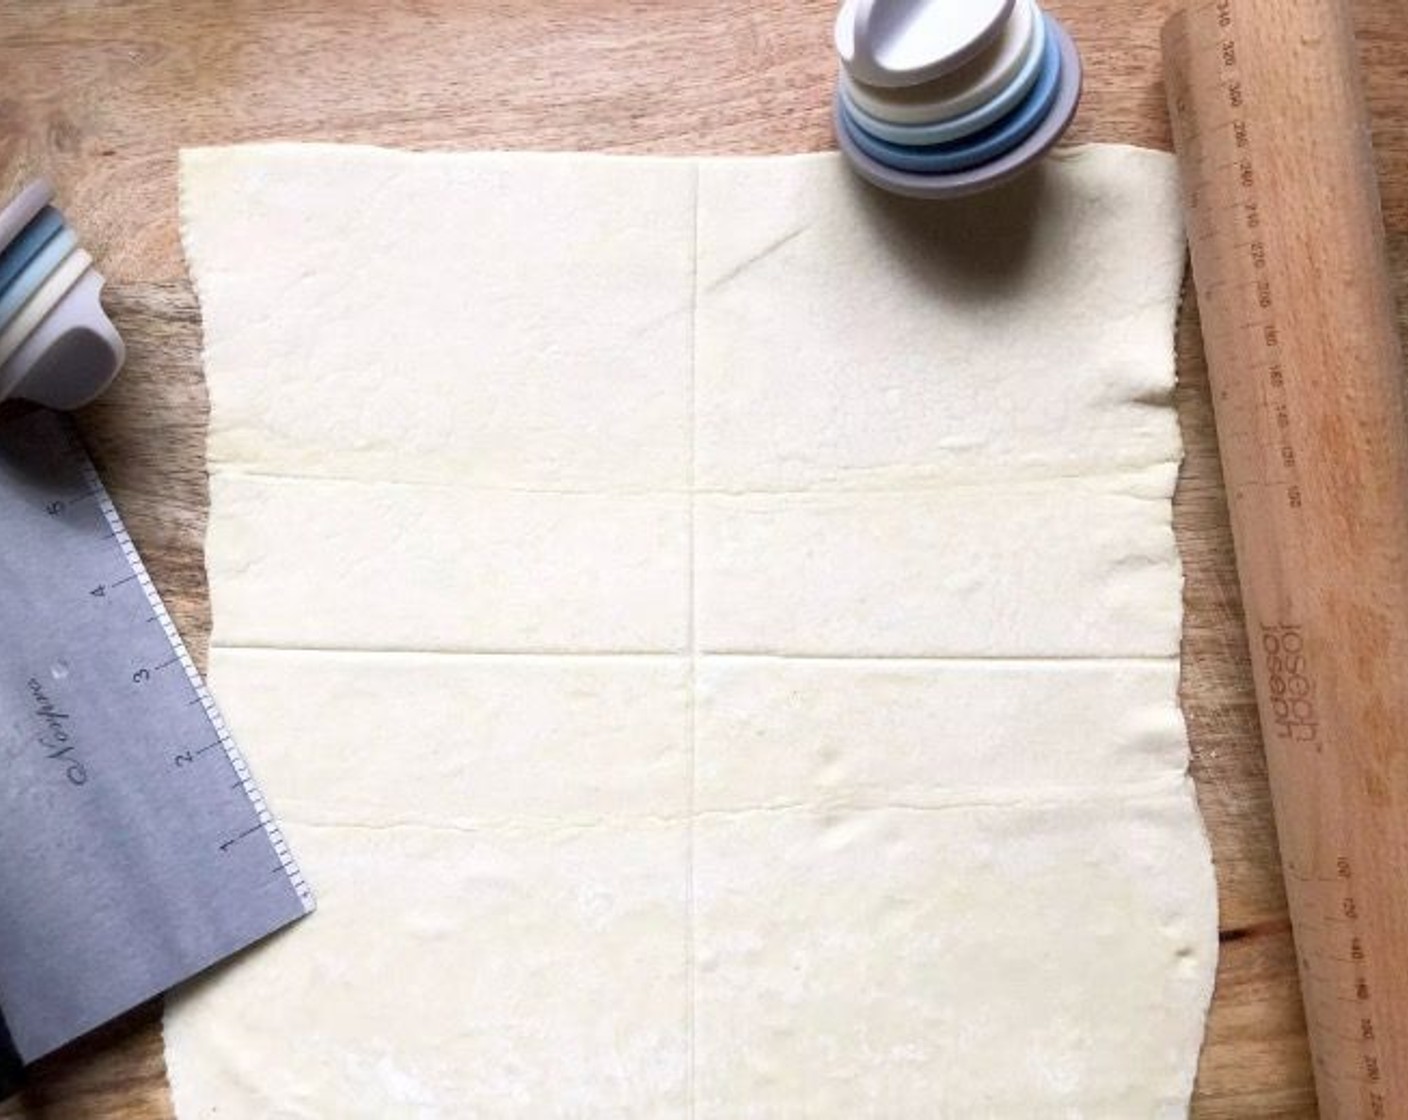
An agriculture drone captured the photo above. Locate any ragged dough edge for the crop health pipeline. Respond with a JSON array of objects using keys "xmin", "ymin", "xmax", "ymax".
[
  {"xmin": 1165, "ymin": 780, "xmax": 1221, "ymax": 1119},
  {"xmin": 1072, "ymin": 149, "xmax": 1221, "ymax": 1105}
]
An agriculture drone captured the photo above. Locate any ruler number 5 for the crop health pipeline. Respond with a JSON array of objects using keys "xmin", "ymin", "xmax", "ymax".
[{"xmin": 132, "ymin": 668, "xmax": 152, "ymax": 684}]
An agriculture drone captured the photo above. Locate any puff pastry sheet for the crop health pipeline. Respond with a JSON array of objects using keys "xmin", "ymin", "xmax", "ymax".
[{"xmin": 171, "ymin": 143, "xmax": 1215, "ymax": 1118}]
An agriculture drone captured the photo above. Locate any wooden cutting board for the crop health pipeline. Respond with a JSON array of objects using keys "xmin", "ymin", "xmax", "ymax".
[{"xmin": 1, "ymin": 1, "xmax": 1405, "ymax": 1115}]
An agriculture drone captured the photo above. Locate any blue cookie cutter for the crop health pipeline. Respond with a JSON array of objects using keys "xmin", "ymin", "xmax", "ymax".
[
  {"xmin": 840, "ymin": 5, "xmax": 1048, "ymax": 147},
  {"xmin": 840, "ymin": 14, "xmax": 1063, "ymax": 176},
  {"xmin": 832, "ymin": 14, "xmax": 1082, "ymax": 201},
  {"xmin": 0, "ymin": 207, "xmax": 65, "ymax": 298},
  {"xmin": 0, "ymin": 226, "xmax": 78, "ymax": 338}
]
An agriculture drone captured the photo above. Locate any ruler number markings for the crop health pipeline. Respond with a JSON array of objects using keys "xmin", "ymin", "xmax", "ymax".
[
  {"xmin": 173, "ymin": 739, "xmax": 226, "ymax": 769},
  {"xmin": 63, "ymin": 427, "xmax": 313, "ymax": 909}
]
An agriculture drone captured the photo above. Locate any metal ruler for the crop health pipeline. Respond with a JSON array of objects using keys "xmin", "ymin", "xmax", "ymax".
[{"xmin": 0, "ymin": 408, "xmax": 311, "ymax": 1094}]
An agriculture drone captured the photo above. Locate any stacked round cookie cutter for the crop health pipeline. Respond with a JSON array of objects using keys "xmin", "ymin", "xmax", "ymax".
[
  {"xmin": 0, "ymin": 180, "xmax": 124, "ymax": 409},
  {"xmin": 834, "ymin": 0, "xmax": 1084, "ymax": 198}
]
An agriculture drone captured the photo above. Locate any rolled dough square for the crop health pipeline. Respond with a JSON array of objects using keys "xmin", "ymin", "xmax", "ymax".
[
  {"xmin": 694, "ymin": 149, "xmax": 1184, "ymax": 491},
  {"xmin": 208, "ymin": 474, "xmax": 692, "ymax": 652},
  {"xmin": 209, "ymin": 648, "xmax": 691, "ymax": 824},
  {"xmin": 692, "ymin": 796, "xmax": 1214, "ymax": 1118},
  {"xmin": 165, "ymin": 822, "xmax": 691, "ymax": 1117},
  {"xmin": 181, "ymin": 146, "xmax": 697, "ymax": 490},
  {"xmin": 694, "ymin": 469, "xmax": 1181, "ymax": 658},
  {"xmin": 693, "ymin": 656, "xmax": 1189, "ymax": 809},
  {"xmin": 173, "ymin": 143, "xmax": 1215, "ymax": 1119}
]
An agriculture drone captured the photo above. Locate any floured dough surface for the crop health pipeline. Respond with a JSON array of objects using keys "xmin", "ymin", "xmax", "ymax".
[{"xmin": 171, "ymin": 143, "xmax": 1216, "ymax": 1118}]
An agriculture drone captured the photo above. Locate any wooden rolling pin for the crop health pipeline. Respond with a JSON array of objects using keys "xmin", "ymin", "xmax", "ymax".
[{"xmin": 1163, "ymin": 1, "xmax": 1408, "ymax": 1115}]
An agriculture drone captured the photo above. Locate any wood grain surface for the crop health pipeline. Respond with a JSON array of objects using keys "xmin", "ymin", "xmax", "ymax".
[{"xmin": 0, "ymin": 1, "xmax": 1403, "ymax": 1116}]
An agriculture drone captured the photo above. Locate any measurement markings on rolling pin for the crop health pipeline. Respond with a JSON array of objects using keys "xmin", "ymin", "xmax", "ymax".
[
  {"xmin": 1192, "ymin": 9, "xmax": 1302, "ymax": 512},
  {"xmin": 1168, "ymin": 3, "xmax": 1397, "ymax": 1113},
  {"xmin": 1216, "ymin": 0, "xmax": 1386, "ymax": 1091},
  {"xmin": 1283, "ymin": 847, "xmax": 1386, "ymax": 1078}
]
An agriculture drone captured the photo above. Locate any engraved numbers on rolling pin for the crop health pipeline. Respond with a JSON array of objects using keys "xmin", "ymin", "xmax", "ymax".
[
  {"xmin": 1174, "ymin": 0, "xmax": 1302, "ymax": 513},
  {"xmin": 1169, "ymin": 4, "xmax": 1394, "ymax": 1112},
  {"xmin": 1285, "ymin": 853, "xmax": 1390, "ymax": 1116}
]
